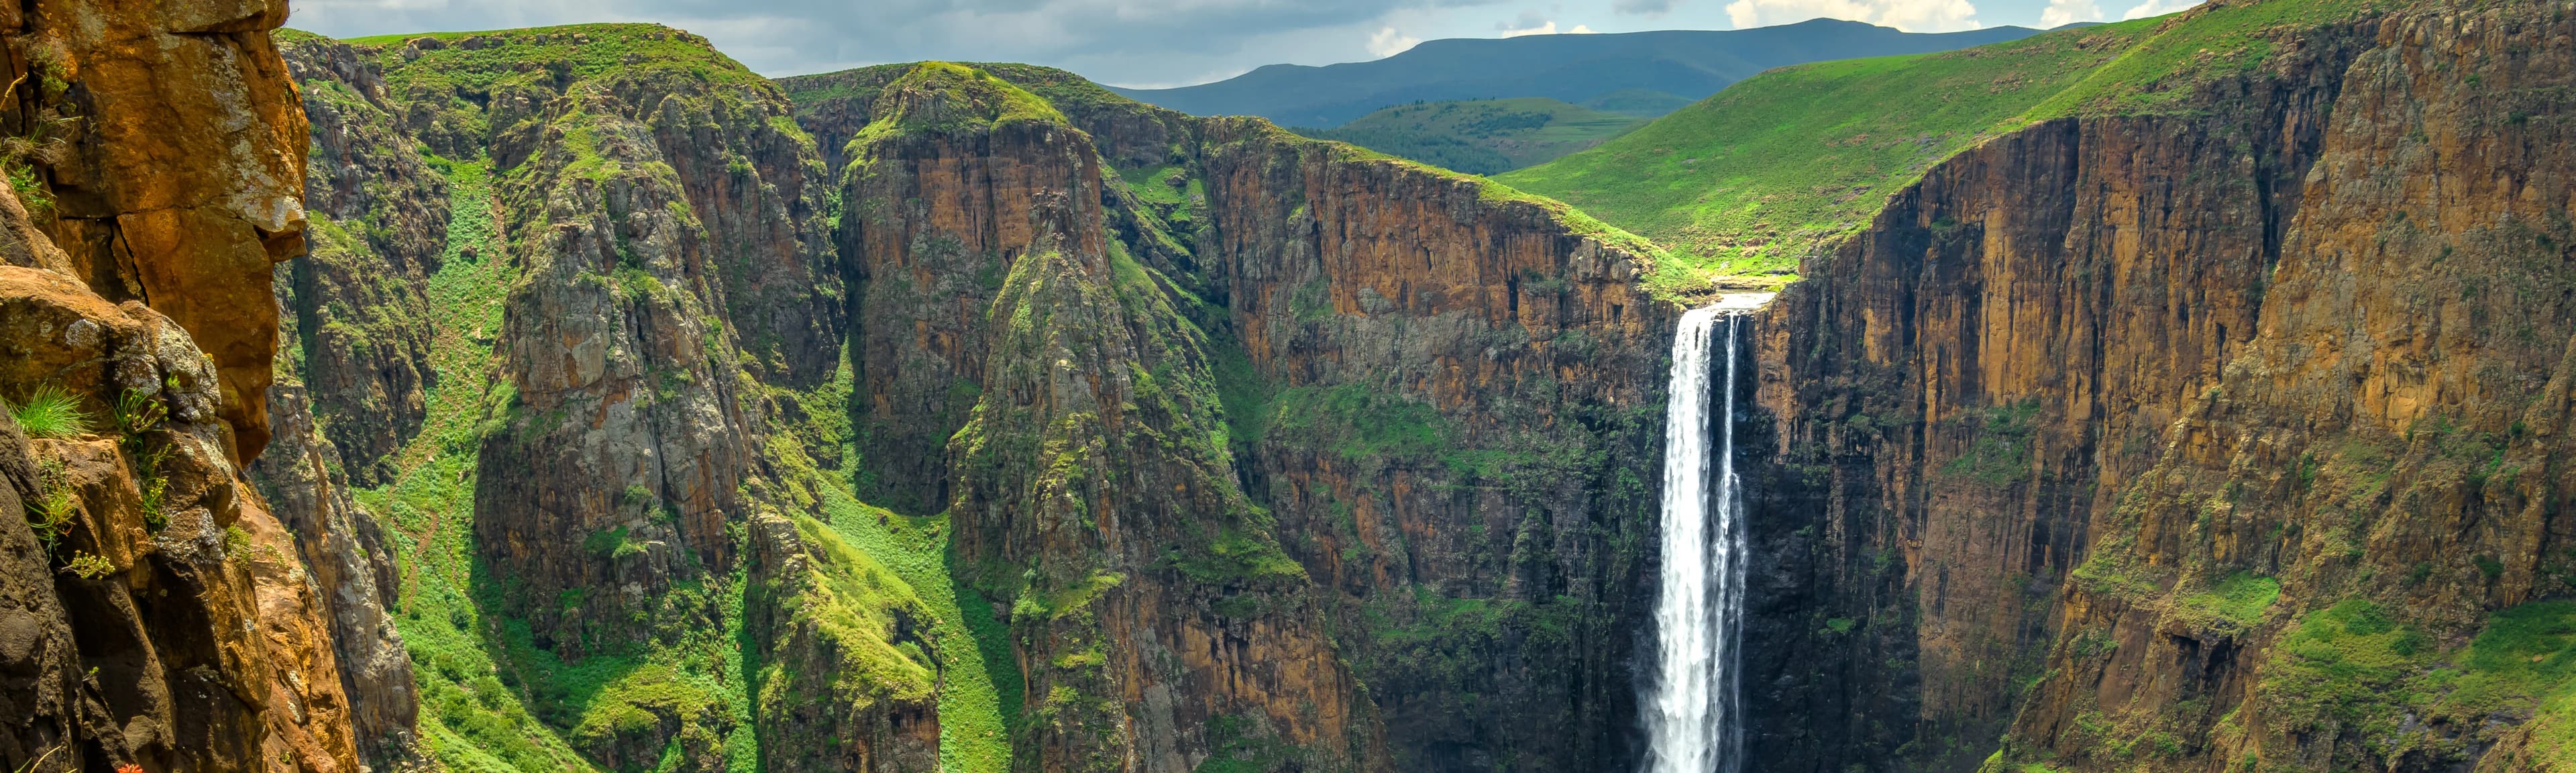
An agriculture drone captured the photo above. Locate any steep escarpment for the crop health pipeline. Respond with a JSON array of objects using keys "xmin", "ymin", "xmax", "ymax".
[
  {"xmin": 0, "ymin": 5, "xmax": 404, "ymax": 773},
  {"xmin": 1734, "ymin": 1, "xmax": 2576, "ymax": 770},
  {"xmin": 274, "ymin": 23, "xmax": 899, "ymax": 773},
  {"xmin": 2012, "ymin": 5, "xmax": 2576, "ymax": 770},
  {"xmin": 788, "ymin": 60, "xmax": 1681, "ymax": 772},
  {"xmin": 277, "ymin": 31, "xmax": 450, "ymax": 486}
]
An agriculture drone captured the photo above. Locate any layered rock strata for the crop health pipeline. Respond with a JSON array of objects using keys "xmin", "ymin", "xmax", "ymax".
[
  {"xmin": 1739, "ymin": 2, "xmax": 2576, "ymax": 771},
  {"xmin": 789, "ymin": 61, "xmax": 1679, "ymax": 772}
]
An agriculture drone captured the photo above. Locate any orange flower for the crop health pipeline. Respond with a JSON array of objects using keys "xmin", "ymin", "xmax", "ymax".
[{"xmin": 117, "ymin": 764, "xmax": 144, "ymax": 773}]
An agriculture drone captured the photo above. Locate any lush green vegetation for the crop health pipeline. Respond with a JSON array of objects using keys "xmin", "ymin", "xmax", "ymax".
[
  {"xmin": 2174, "ymin": 572, "xmax": 2280, "ymax": 632},
  {"xmin": 345, "ymin": 23, "xmax": 771, "ymax": 95},
  {"xmin": 806, "ymin": 454, "xmax": 1023, "ymax": 772},
  {"xmin": 1293, "ymin": 98, "xmax": 1647, "ymax": 174},
  {"xmin": 2027, "ymin": 0, "xmax": 2398, "ymax": 119},
  {"xmin": 355, "ymin": 160, "xmax": 612, "ymax": 773},
  {"xmin": 1501, "ymin": 0, "xmax": 2398, "ymax": 278},
  {"xmin": 857, "ymin": 62, "xmax": 1070, "ymax": 145},
  {"xmin": 1499, "ymin": 21, "xmax": 2161, "ymax": 276},
  {"xmin": 2257, "ymin": 599, "xmax": 2576, "ymax": 766},
  {"xmin": 1258, "ymin": 384, "xmax": 1455, "ymax": 464}
]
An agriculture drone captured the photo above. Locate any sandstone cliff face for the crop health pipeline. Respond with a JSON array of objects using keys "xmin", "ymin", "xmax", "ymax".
[
  {"xmin": 12, "ymin": 0, "xmax": 310, "ymax": 462},
  {"xmin": 1739, "ymin": 2, "xmax": 2576, "ymax": 771},
  {"xmin": 0, "ymin": 5, "xmax": 407, "ymax": 773},
  {"xmin": 2014, "ymin": 6, "xmax": 2576, "ymax": 770},
  {"xmin": 792, "ymin": 61, "xmax": 1678, "ymax": 773},
  {"xmin": 0, "ymin": 264, "xmax": 361, "ymax": 773}
]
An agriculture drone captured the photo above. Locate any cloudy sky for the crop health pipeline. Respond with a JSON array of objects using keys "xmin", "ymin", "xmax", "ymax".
[{"xmin": 288, "ymin": 0, "xmax": 2205, "ymax": 88}]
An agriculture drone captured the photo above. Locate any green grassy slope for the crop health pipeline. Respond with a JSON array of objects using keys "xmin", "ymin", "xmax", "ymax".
[
  {"xmin": 1497, "ymin": 20, "xmax": 2163, "ymax": 276},
  {"xmin": 1499, "ymin": 0, "xmax": 2398, "ymax": 277},
  {"xmin": 1292, "ymin": 97, "xmax": 1648, "ymax": 174}
]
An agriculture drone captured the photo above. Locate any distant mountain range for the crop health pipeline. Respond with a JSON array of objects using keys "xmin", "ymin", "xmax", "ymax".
[{"xmin": 1112, "ymin": 19, "xmax": 2044, "ymax": 129}]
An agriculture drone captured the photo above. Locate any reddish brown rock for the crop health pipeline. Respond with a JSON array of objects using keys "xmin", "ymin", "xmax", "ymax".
[
  {"xmin": 7, "ymin": 0, "xmax": 310, "ymax": 462},
  {"xmin": 0, "ymin": 262, "xmax": 360, "ymax": 773}
]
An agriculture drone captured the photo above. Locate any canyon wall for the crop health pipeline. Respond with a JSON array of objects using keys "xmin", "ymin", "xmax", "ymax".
[
  {"xmin": 1743, "ymin": 2, "xmax": 2576, "ymax": 770},
  {"xmin": 787, "ymin": 62, "xmax": 1680, "ymax": 772}
]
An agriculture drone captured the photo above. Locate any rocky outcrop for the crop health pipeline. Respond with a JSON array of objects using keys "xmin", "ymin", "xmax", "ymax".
[
  {"xmin": 12, "ymin": 0, "xmax": 310, "ymax": 462},
  {"xmin": 0, "ymin": 5, "xmax": 409, "ymax": 773},
  {"xmin": 1739, "ymin": 2, "xmax": 2576, "ymax": 771},
  {"xmin": 0, "ymin": 262, "xmax": 360, "ymax": 773},
  {"xmin": 251, "ymin": 385, "xmax": 424, "ymax": 767}
]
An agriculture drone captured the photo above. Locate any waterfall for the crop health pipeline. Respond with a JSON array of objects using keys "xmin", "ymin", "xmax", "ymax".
[{"xmin": 1647, "ymin": 305, "xmax": 1750, "ymax": 773}]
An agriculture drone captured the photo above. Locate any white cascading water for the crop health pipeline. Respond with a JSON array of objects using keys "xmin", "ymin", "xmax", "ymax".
[{"xmin": 1647, "ymin": 305, "xmax": 1748, "ymax": 773}]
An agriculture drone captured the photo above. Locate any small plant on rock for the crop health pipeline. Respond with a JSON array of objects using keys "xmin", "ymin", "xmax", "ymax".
[
  {"xmin": 132, "ymin": 445, "xmax": 170, "ymax": 531},
  {"xmin": 26, "ymin": 458, "xmax": 73, "ymax": 549},
  {"xmin": 62, "ymin": 552, "xmax": 114, "ymax": 580},
  {"xmin": 112, "ymin": 389, "xmax": 166, "ymax": 448},
  {"xmin": 7, "ymin": 385, "xmax": 89, "ymax": 440},
  {"xmin": 221, "ymin": 525, "xmax": 254, "ymax": 564}
]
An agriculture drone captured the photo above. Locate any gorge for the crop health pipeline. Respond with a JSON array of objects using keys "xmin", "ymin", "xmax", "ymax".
[{"xmin": 0, "ymin": 1, "xmax": 2572, "ymax": 772}]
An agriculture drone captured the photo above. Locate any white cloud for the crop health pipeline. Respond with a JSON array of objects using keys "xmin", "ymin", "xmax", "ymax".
[
  {"xmin": 1368, "ymin": 25, "xmax": 1423, "ymax": 56},
  {"xmin": 1498, "ymin": 19, "xmax": 1599, "ymax": 36},
  {"xmin": 2039, "ymin": 0, "xmax": 2100, "ymax": 26},
  {"xmin": 1613, "ymin": 0, "xmax": 1678, "ymax": 13},
  {"xmin": 2121, "ymin": 0, "xmax": 2201, "ymax": 19},
  {"xmin": 1722, "ymin": 0, "xmax": 1982, "ymax": 32}
]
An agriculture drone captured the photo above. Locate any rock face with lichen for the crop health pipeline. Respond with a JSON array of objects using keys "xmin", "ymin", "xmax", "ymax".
[
  {"xmin": 784, "ymin": 61, "xmax": 1679, "ymax": 773},
  {"xmin": 16, "ymin": 0, "xmax": 311, "ymax": 464},
  {"xmin": 0, "ymin": 260, "xmax": 364, "ymax": 773},
  {"xmin": 1738, "ymin": 2, "xmax": 2576, "ymax": 771}
]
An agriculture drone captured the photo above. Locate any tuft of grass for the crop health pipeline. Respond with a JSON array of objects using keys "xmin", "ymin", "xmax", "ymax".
[
  {"xmin": 112, "ymin": 390, "xmax": 164, "ymax": 444},
  {"xmin": 222, "ymin": 525, "xmax": 254, "ymax": 564},
  {"xmin": 7, "ymin": 385, "xmax": 90, "ymax": 440}
]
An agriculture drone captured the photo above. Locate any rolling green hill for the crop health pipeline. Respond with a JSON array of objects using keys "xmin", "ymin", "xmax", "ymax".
[
  {"xmin": 1116, "ymin": 20, "xmax": 2043, "ymax": 128},
  {"xmin": 1499, "ymin": 0, "xmax": 2394, "ymax": 277},
  {"xmin": 1292, "ymin": 97, "xmax": 1648, "ymax": 174}
]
